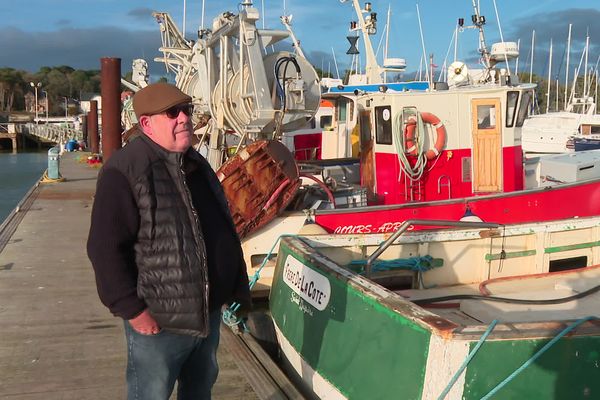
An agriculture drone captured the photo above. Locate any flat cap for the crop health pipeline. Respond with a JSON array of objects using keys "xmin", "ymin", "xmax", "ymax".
[{"xmin": 133, "ymin": 82, "xmax": 192, "ymax": 119}]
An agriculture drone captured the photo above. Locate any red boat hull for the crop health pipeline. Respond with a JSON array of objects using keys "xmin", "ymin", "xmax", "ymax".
[{"xmin": 314, "ymin": 179, "xmax": 600, "ymax": 233}]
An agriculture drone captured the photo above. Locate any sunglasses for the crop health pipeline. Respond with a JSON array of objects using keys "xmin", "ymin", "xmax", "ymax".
[{"xmin": 164, "ymin": 103, "xmax": 194, "ymax": 119}]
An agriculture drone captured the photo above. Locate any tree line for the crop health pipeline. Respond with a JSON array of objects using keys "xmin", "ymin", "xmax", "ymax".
[{"xmin": 0, "ymin": 66, "xmax": 101, "ymax": 115}]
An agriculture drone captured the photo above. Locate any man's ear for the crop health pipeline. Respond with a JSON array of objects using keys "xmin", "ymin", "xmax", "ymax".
[{"xmin": 138, "ymin": 115, "xmax": 153, "ymax": 135}]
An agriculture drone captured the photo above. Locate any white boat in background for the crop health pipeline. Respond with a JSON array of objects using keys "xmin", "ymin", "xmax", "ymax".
[
  {"xmin": 522, "ymin": 109, "xmax": 600, "ymax": 153},
  {"xmin": 522, "ymin": 26, "xmax": 600, "ymax": 154}
]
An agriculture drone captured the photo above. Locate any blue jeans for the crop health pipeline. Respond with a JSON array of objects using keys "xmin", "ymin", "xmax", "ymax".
[{"xmin": 124, "ymin": 311, "xmax": 221, "ymax": 400}]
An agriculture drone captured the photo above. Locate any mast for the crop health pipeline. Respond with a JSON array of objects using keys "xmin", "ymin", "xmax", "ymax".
[
  {"xmin": 546, "ymin": 38, "xmax": 552, "ymax": 114},
  {"xmin": 492, "ymin": 0, "xmax": 511, "ymax": 75},
  {"xmin": 200, "ymin": 0, "xmax": 206, "ymax": 30},
  {"xmin": 384, "ymin": 4, "xmax": 391, "ymax": 83},
  {"xmin": 529, "ymin": 30, "xmax": 535, "ymax": 83},
  {"xmin": 555, "ymin": 78, "xmax": 559, "ymax": 111},
  {"xmin": 514, "ymin": 38, "xmax": 520, "ymax": 75},
  {"xmin": 471, "ymin": 0, "xmax": 491, "ymax": 70},
  {"xmin": 564, "ymin": 24, "xmax": 572, "ymax": 110},
  {"xmin": 416, "ymin": 4, "xmax": 429, "ymax": 86},
  {"xmin": 584, "ymin": 32, "xmax": 590, "ymax": 102},
  {"xmin": 182, "ymin": 0, "xmax": 187, "ymax": 39},
  {"xmin": 347, "ymin": 0, "xmax": 382, "ymax": 83}
]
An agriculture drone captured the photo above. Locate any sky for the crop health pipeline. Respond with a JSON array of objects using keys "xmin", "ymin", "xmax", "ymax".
[{"xmin": 1, "ymin": 0, "xmax": 599, "ymax": 82}]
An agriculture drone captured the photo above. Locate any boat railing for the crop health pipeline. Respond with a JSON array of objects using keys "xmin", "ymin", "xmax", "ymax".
[{"xmin": 365, "ymin": 219, "xmax": 501, "ymax": 276}]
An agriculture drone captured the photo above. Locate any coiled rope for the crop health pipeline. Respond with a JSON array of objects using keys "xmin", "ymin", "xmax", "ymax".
[{"xmin": 393, "ymin": 111, "xmax": 428, "ymax": 182}]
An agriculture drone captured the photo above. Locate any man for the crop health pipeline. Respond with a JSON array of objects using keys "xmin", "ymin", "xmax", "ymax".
[{"xmin": 87, "ymin": 82, "xmax": 251, "ymax": 400}]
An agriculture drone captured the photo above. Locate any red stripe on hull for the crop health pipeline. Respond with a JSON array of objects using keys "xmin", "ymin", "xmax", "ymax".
[{"xmin": 315, "ymin": 179, "xmax": 600, "ymax": 234}]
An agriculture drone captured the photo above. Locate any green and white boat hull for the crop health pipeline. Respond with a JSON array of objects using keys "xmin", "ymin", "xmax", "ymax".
[{"xmin": 269, "ymin": 236, "xmax": 600, "ymax": 400}]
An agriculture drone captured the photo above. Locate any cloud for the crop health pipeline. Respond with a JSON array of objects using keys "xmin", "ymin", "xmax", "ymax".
[
  {"xmin": 0, "ymin": 26, "xmax": 166, "ymax": 77},
  {"xmin": 128, "ymin": 8, "xmax": 155, "ymax": 21},
  {"xmin": 507, "ymin": 9, "xmax": 600, "ymax": 77},
  {"xmin": 55, "ymin": 19, "xmax": 71, "ymax": 27}
]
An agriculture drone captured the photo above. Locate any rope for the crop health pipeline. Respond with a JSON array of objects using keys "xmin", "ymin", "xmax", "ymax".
[
  {"xmin": 222, "ymin": 234, "xmax": 299, "ymax": 328},
  {"xmin": 437, "ymin": 319, "xmax": 498, "ymax": 400},
  {"xmin": 393, "ymin": 111, "xmax": 428, "ymax": 182},
  {"xmin": 40, "ymin": 169, "xmax": 65, "ymax": 183},
  {"xmin": 479, "ymin": 316, "xmax": 597, "ymax": 399},
  {"xmin": 347, "ymin": 255, "xmax": 438, "ymax": 274}
]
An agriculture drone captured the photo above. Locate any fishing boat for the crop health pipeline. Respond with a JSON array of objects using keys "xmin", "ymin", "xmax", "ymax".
[
  {"xmin": 240, "ymin": 2, "xmax": 600, "ymax": 292},
  {"xmin": 268, "ymin": 217, "xmax": 600, "ymax": 399}
]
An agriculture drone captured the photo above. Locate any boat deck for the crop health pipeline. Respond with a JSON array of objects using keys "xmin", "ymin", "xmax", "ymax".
[
  {"xmin": 397, "ymin": 269, "xmax": 600, "ymax": 326},
  {"xmin": 0, "ymin": 153, "xmax": 297, "ymax": 399}
]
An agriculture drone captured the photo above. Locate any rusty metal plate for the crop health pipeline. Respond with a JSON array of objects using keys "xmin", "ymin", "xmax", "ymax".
[{"xmin": 217, "ymin": 140, "xmax": 300, "ymax": 239}]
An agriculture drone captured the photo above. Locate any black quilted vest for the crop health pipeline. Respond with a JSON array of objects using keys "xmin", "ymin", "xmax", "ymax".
[{"xmin": 106, "ymin": 135, "xmax": 237, "ymax": 336}]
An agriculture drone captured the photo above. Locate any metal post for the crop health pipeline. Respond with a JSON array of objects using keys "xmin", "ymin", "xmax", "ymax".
[
  {"xmin": 100, "ymin": 57, "xmax": 122, "ymax": 162},
  {"xmin": 30, "ymin": 82, "xmax": 41, "ymax": 123},
  {"xmin": 89, "ymin": 100, "xmax": 99, "ymax": 154}
]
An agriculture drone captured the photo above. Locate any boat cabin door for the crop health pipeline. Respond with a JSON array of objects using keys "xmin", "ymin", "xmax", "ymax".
[
  {"xmin": 359, "ymin": 110, "xmax": 376, "ymax": 199},
  {"xmin": 471, "ymin": 98, "xmax": 503, "ymax": 193},
  {"xmin": 335, "ymin": 98, "xmax": 354, "ymax": 157}
]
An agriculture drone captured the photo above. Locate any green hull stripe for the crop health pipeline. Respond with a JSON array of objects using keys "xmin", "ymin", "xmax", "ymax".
[
  {"xmin": 270, "ymin": 241, "xmax": 431, "ymax": 400},
  {"xmin": 485, "ymin": 250, "xmax": 536, "ymax": 261},
  {"xmin": 463, "ymin": 336, "xmax": 600, "ymax": 399},
  {"xmin": 544, "ymin": 240, "xmax": 600, "ymax": 254}
]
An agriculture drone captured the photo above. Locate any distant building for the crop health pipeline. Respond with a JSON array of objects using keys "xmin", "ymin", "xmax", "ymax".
[{"xmin": 80, "ymin": 93, "xmax": 102, "ymax": 115}]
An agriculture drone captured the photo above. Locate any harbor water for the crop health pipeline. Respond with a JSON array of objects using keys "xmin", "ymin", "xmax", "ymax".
[{"xmin": 0, "ymin": 151, "xmax": 47, "ymax": 224}]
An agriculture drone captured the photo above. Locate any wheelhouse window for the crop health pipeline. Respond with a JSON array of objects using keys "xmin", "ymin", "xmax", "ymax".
[
  {"xmin": 337, "ymin": 98, "xmax": 348, "ymax": 122},
  {"xmin": 320, "ymin": 115, "xmax": 333, "ymax": 130},
  {"xmin": 515, "ymin": 90, "xmax": 532, "ymax": 127},
  {"xmin": 506, "ymin": 91, "xmax": 519, "ymax": 127},
  {"xmin": 375, "ymin": 106, "xmax": 393, "ymax": 145},
  {"xmin": 580, "ymin": 125, "xmax": 600, "ymax": 135}
]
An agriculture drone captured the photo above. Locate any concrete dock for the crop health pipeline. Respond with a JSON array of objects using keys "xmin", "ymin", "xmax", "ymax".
[{"xmin": 0, "ymin": 153, "xmax": 262, "ymax": 399}]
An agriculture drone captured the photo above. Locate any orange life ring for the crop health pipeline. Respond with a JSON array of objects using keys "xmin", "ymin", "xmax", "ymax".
[{"xmin": 404, "ymin": 112, "xmax": 446, "ymax": 160}]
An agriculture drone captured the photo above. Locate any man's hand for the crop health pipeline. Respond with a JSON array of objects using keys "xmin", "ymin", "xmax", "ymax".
[{"xmin": 128, "ymin": 309, "xmax": 161, "ymax": 335}]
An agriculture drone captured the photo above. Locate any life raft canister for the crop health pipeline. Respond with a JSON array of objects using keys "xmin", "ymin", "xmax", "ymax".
[{"xmin": 404, "ymin": 112, "xmax": 446, "ymax": 160}]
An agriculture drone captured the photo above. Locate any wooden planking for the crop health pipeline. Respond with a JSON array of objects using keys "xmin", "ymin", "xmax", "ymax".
[{"xmin": 0, "ymin": 153, "xmax": 261, "ymax": 400}]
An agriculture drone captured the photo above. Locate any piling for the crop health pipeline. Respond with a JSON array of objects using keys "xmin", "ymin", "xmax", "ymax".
[
  {"xmin": 81, "ymin": 114, "xmax": 88, "ymax": 149},
  {"xmin": 88, "ymin": 101, "xmax": 99, "ymax": 154},
  {"xmin": 100, "ymin": 57, "xmax": 122, "ymax": 162}
]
